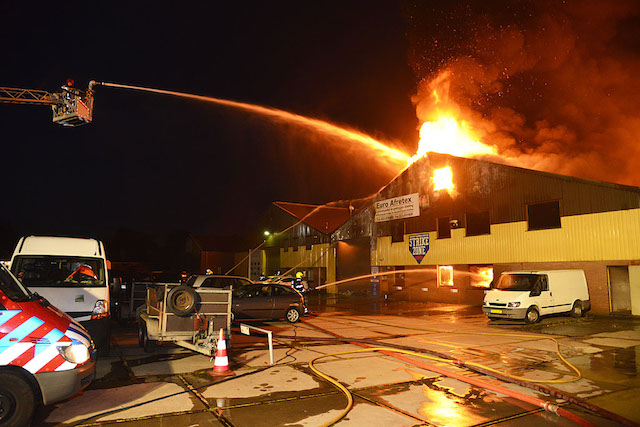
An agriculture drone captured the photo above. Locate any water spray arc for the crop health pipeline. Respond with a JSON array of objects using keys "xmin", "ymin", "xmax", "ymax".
[{"xmin": 94, "ymin": 82, "xmax": 410, "ymax": 167}]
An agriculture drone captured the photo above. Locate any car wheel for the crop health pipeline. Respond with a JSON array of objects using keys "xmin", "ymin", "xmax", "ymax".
[
  {"xmin": 166, "ymin": 285, "xmax": 200, "ymax": 317},
  {"xmin": 570, "ymin": 301, "xmax": 583, "ymax": 318},
  {"xmin": 0, "ymin": 372, "xmax": 35, "ymax": 427},
  {"xmin": 525, "ymin": 307, "xmax": 540, "ymax": 324},
  {"xmin": 285, "ymin": 307, "xmax": 301, "ymax": 323}
]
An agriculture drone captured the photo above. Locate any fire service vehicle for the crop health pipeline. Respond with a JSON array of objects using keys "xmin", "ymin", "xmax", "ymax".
[{"xmin": 0, "ymin": 263, "xmax": 96, "ymax": 426}]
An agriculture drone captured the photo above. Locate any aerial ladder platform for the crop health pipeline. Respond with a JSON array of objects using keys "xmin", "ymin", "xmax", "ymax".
[{"xmin": 0, "ymin": 80, "xmax": 96, "ymax": 126}]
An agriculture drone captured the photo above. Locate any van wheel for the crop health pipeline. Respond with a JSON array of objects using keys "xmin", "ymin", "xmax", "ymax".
[
  {"xmin": 0, "ymin": 372, "xmax": 35, "ymax": 427},
  {"xmin": 570, "ymin": 301, "xmax": 583, "ymax": 318},
  {"xmin": 285, "ymin": 307, "xmax": 301, "ymax": 323},
  {"xmin": 525, "ymin": 307, "xmax": 540, "ymax": 324}
]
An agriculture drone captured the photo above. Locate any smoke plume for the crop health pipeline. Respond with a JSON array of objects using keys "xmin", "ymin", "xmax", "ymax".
[{"xmin": 405, "ymin": 0, "xmax": 640, "ymax": 185}]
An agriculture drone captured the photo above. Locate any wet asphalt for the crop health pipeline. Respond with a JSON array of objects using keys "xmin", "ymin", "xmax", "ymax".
[{"xmin": 34, "ymin": 294, "xmax": 640, "ymax": 426}]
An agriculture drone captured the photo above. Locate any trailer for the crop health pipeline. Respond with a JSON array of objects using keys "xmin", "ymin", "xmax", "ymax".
[{"xmin": 137, "ymin": 283, "xmax": 232, "ymax": 356}]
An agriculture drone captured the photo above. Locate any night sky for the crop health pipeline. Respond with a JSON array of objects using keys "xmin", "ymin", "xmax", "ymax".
[
  {"xmin": 0, "ymin": 1, "xmax": 419, "ymax": 255},
  {"xmin": 2, "ymin": 1, "xmax": 639, "ymax": 261}
]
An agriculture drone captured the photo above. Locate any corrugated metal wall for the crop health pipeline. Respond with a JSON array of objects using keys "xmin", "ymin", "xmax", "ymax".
[{"xmin": 373, "ymin": 208, "xmax": 640, "ymax": 265}]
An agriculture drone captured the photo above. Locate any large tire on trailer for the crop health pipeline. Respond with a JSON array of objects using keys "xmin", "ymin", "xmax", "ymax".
[
  {"xmin": 285, "ymin": 307, "xmax": 301, "ymax": 323},
  {"xmin": 0, "ymin": 372, "xmax": 36, "ymax": 427},
  {"xmin": 166, "ymin": 285, "xmax": 200, "ymax": 317},
  {"xmin": 525, "ymin": 307, "xmax": 540, "ymax": 324},
  {"xmin": 570, "ymin": 301, "xmax": 583, "ymax": 318}
]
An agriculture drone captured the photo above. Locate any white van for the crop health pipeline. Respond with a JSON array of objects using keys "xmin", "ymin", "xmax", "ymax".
[
  {"xmin": 482, "ymin": 270, "xmax": 591, "ymax": 324},
  {"xmin": 10, "ymin": 236, "xmax": 111, "ymax": 353}
]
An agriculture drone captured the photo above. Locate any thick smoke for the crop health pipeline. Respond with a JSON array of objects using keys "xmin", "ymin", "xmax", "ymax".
[{"xmin": 405, "ymin": 0, "xmax": 640, "ymax": 185}]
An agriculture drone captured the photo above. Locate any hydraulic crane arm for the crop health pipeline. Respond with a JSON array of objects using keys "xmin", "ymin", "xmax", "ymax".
[{"xmin": 0, "ymin": 80, "xmax": 96, "ymax": 126}]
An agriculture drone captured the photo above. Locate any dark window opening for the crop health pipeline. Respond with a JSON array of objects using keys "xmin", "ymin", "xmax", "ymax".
[
  {"xmin": 466, "ymin": 211, "xmax": 490, "ymax": 236},
  {"xmin": 437, "ymin": 216, "xmax": 451, "ymax": 239},
  {"xmin": 306, "ymin": 244, "xmax": 312, "ymax": 250},
  {"xmin": 391, "ymin": 222, "xmax": 404, "ymax": 243},
  {"xmin": 527, "ymin": 201, "xmax": 561, "ymax": 230}
]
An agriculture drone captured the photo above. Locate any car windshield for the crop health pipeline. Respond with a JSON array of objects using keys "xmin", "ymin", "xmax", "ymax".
[
  {"xmin": 12, "ymin": 255, "xmax": 106, "ymax": 288},
  {"xmin": 495, "ymin": 274, "xmax": 540, "ymax": 291},
  {"xmin": 0, "ymin": 264, "xmax": 32, "ymax": 302}
]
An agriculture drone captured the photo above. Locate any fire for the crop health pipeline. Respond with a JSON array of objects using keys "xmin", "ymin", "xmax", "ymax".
[
  {"xmin": 438, "ymin": 265, "xmax": 454, "ymax": 287},
  {"xmin": 408, "ymin": 116, "xmax": 497, "ymax": 165},
  {"xmin": 432, "ymin": 166, "xmax": 454, "ymax": 192},
  {"xmin": 470, "ymin": 266, "xmax": 493, "ymax": 288},
  {"xmin": 408, "ymin": 71, "xmax": 498, "ymax": 166}
]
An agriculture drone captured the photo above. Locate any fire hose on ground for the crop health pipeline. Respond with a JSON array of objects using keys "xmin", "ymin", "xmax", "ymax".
[
  {"xmin": 294, "ymin": 319, "xmax": 637, "ymax": 427},
  {"xmin": 71, "ymin": 324, "xmax": 635, "ymax": 426}
]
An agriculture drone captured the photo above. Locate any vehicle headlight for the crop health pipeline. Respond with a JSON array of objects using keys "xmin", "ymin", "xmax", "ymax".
[
  {"xmin": 58, "ymin": 344, "xmax": 90, "ymax": 364},
  {"xmin": 507, "ymin": 302, "xmax": 521, "ymax": 308},
  {"xmin": 91, "ymin": 299, "xmax": 109, "ymax": 319}
]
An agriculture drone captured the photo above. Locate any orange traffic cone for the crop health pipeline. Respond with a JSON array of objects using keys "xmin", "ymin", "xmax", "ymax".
[{"xmin": 212, "ymin": 328, "xmax": 232, "ymax": 374}]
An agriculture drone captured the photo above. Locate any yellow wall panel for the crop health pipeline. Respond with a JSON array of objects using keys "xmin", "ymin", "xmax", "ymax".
[
  {"xmin": 374, "ymin": 208, "xmax": 640, "ymax": 266},
  {"xmin": 281, "ymin": 243, "xmax": 332, "ymax": 269}
]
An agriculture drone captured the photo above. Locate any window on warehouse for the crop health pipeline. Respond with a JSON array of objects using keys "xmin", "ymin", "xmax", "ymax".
[
  {"xmin": 465, "ymin": 211, "xmax": 490, "ymax": 236},
  {"xmin": 391, "ymin": 222, "xmax": 404, "ymax": 243},
  {"xmin": 438, "ymin": 265, "xmax": 454, "ymax": 287},
  {"xmin": 469, "ymin": 265, "xmax": 493, "ymax": 288},
  {"xmin": 437, "ymin": 216, "xmax": 451, "ymax": 239},
  {"xmin": 527, "ymin": 200, "xmax": 561, "ymax": 230}
]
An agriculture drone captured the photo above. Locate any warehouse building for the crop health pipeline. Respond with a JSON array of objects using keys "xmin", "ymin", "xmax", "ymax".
[{"xmin": 267, "ymin": 152, "xmax": 640, "ymax": 316}]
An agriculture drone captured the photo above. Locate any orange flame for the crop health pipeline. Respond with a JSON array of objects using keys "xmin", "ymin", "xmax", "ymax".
[
  {"xmin": 408, "ymin": 116, "xmax": 497, "ymax": 165},
  {"xmin": 408, "ymin": 71, "xmax": 498, "ymax": 166},
  {"xmin": 470, "ymin": 266, "xmax": 493, "ymax": 288},
  {"xmin": 432, "ymin": 166, "xmax": 454, "ymax": 192}
]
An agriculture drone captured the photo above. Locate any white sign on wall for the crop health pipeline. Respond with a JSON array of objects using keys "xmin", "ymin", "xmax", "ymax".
[{"xmin": 374, "ymin": 193, "xmax": 420, "ymax": 223}]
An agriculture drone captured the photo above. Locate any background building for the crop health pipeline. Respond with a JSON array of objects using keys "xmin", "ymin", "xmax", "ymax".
[{"xmin": 265, "ymin": 153, "xmax": 640, "ymax": 316}]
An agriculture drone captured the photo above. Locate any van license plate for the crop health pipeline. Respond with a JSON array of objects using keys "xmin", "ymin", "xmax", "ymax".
[{"xmin": 490, "ymin": 309, "xmax": 502, "ymax": 314}]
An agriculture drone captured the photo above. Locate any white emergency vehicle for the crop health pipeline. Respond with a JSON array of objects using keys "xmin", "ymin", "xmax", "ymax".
[
  {"xmin": 0, "ymin": 263, "xmax": 95, "ymax": 426},
  {"xmin": 10, "ymin": 236, "xmax": 111, "ymax": 354}
]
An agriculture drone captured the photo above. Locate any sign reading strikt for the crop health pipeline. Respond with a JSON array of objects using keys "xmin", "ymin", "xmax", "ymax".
[{"xmin": 374, "ymin": 193, "xmax": 420, "ymax": 222}]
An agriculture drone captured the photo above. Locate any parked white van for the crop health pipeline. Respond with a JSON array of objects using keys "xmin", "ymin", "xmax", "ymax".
[
  {"xmin": 10, "ymin": 236, "xmax": 111, "ymax": 353},
  {"xmin": 482, "ymin": 270, "xmax": 591, "ymax": 324}
]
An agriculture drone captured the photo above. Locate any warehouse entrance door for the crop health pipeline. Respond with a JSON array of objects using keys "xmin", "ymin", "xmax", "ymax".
[{"xmin": 608, "ymin": 266, "xmax": 632, "ymax": 314}]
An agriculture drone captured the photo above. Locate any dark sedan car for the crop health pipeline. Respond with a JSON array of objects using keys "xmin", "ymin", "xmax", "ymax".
[{"xmin": 232, "ymin": 283, "xmax": 307, "ymax": 323}]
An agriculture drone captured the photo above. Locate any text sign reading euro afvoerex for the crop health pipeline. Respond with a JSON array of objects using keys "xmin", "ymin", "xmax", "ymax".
[
  {"xmin": 408, "ymin": 233, "xmax": 429, "ymax": 264},
  {"xmin": 374, "ymin": 193, "xmax": 420, "ymax": 223}
]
